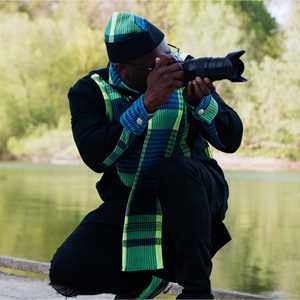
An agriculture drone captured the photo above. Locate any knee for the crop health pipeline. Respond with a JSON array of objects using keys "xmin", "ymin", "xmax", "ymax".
[
  {"xmin": 48, "ymin": 281, "xmax": 79, "ymax": 297},
  {"xmin": 49, "ymin": 248, "xmax": 79, "ymax": 297},
  {"xmin": 49, "ymin": 249, "xmax": 62, "ymax": 284},
  {"xmin": 158, "ymin": 157, "xmax": 185, "ymax": 179},
  {"xmin": 157, "ymin": 157, "xmax": 200, "ymax": 184},
  {"xmin": 49, "ymin": 248, "xmax": 62, "ymax": 284}
]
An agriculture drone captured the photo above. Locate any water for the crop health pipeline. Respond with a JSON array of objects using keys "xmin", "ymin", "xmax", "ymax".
[{"xmin": 0, "ymin": 162, "xmax": 299, "ymax": 298}]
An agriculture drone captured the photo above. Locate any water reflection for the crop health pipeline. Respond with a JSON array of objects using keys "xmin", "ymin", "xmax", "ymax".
[
  {"xmin": 0, "ymin": 163, "xmax": 299, "ymax": 298},
  {"xmin": 211, "ymin": 170, "xmax": 300, "ymax": 298},
  {"xmin": 0, "ymin": 163, "xmax": 100, "ymax": 261}
]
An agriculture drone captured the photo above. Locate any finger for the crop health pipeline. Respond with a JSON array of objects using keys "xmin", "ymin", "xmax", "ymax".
[
  {"xmin": 160, "ymin": 71, "xmax": 184, "ymax": 85},
  {"xmin": 187, "ymin": 81, "xmax": 193, "ymax": 97},
  {"xmin": 196, "ymin": 77, "xmax": 210, "ymax": 95},
  {"xmin": 204, "ymin": 77, "xmax": 216, "ymax": 92},
  {"xmin": 157, "ymin": 62, "xmax": 183, "ymax": 76},
  {"xmin": 192, "ymin": 80, "xmax": 203, "ymax": 99},
  {"xmin": 190, "ymin": 81, "xmax": 196, "ymax": 99},
  {"xmin": 164, "ymin": 79, "xmax": 183, "ymax": 89},
  {"xmin": 164, "ymin": 70, "xmax": 184, "ymax": 81},
  {"xmin": 186, "ymin": 81, "xmax": 194, "ymax": 100},
  {"xmin": 195, "ymin": 77, "xmax": 209, "ymax": 94},
  {"xmin": 165, "ymin": 61, "xmax": 183, "ymax": 72}
]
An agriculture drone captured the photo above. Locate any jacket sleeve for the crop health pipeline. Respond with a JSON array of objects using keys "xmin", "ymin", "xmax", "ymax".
[
  {"xmin": 68, "ymin": 77, "xmax": 151, "ymax": 173},
  {"xmin": 188, "ymin": 91, "xmax": 243, "ymax": 153}
]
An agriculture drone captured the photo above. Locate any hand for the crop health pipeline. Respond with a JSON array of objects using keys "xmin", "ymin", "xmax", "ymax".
[
  {"xmin": 183, "ymin": 76, "xmax": 216, "ymax": 105},
  {"xmin": 144, "ymin": 55, "xmax": 184, "ymax": 113}
]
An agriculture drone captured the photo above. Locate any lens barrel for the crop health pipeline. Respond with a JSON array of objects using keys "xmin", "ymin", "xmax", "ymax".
[{"xmin": 183, "ymin": 50, "xmax": 247, "ymax": 84}]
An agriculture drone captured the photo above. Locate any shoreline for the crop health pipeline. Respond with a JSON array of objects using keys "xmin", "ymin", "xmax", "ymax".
[
  {"xmin": 0, "ymin": 256, "xmax": 274, "ymax": 300},
  {"xmin": 1, "ymin": 153, "xmax": 300, "ymax": 172},
  {"xmin": 213, "ymin": 152, "xmax": 300, "ymax": 172}
]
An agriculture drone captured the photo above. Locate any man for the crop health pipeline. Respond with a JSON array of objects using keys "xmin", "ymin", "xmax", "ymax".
[{"xmin": 49, "ymin": 12, "xmax": 243, "ymax": 299}]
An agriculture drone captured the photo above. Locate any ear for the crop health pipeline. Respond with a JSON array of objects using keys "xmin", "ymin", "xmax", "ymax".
[{"xmin": 114, "ymin": 63, "xmax": 128, "ymax": 78}]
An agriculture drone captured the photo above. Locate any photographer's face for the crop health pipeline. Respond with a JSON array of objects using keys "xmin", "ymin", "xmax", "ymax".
[{"xmin": 115, "ymin": 39, "xmax": 175, "ymax": 92}]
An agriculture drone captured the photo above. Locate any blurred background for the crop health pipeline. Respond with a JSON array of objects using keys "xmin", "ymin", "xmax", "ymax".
[
  {"xmin": 0, "ymin": 0, "xmax": 299, "ymax": 299},
  {"xmin": 0, "ymin": 0, "xmax": 299, "ymax": 162}
]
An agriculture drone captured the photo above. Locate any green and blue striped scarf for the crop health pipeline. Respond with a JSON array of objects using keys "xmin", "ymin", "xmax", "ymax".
[{"xmin": 91, "ymin": 64, "xmax": 191, "ymax": 272}]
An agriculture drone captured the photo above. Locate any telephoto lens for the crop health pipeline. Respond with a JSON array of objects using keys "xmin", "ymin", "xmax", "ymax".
[{"xmin": 182, "ymin": 50, "xmax": 247, "ymax": 84}]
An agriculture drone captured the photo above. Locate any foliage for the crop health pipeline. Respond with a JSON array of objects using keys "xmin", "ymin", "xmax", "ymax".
[
  {"xmin": 230, "ymin": 0, "xmax": 282, "ymax": 61},
  {"xmin": 229, "ymin": 1, "xmax": 300, "ymax": 160},
  {"xmin": 0, "ymin": 0, "xmax": 299, "ymax": 161},
  {"xmin": 0, "ymin": 1, "xmax": 105, "ymax": 157}
]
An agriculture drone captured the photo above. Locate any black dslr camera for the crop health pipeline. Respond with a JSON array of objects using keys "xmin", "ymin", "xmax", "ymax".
[{"xmin": 182, "ymin": 50, "xmax": 247, "ymax": 84}]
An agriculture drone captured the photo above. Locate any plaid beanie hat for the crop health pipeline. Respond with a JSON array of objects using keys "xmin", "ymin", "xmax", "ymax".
[{"xmin": 104, "ymin": 12, "xmax": 165, "ymax": 63}]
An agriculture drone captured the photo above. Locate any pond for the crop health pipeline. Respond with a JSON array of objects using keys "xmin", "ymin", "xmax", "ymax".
[{"xmin": 0, "ymin": 162, "xmax": 299, "ymax": 298}]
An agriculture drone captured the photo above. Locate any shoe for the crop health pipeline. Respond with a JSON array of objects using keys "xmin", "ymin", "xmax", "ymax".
[
  {"xmin": 176, "ymin": 280, "xmax": 214, "ymax": 299},
  {"xmin": 49, "ymin": 282, "xmax": 79, "ymax": 297},
  {"xmin": 114, "ymin": 275, "xmax": 169, "ymax": 299},
  {"xmin": 176, "ymin": 291, "xmax": 214, "ymax": 299}
]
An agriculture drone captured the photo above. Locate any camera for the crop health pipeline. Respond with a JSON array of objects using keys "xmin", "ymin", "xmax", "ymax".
[{"xmin": 182, "ymin": 50, "xmax": 247, "ymax": 84}]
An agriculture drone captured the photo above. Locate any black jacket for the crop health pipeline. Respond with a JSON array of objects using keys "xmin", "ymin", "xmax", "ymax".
[{"xmin": 67, "ymin": 67, "xmax": 243, "ymax": 256}]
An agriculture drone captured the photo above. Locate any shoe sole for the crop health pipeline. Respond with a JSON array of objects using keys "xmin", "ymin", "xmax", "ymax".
[{"xmin": 137, "ymin": 276, "xmax": 169, "ymax": 299}]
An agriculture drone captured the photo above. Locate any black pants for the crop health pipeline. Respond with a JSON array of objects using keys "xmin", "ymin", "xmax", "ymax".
[{"xmin": 49, "ymin": 157, "xmax": 229, "ymax": 297}]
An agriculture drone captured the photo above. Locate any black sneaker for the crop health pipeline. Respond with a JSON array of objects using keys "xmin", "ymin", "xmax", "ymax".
[
  {"xmin": 49, "ymin": 282, "xmax": 79, "ymax": 297},
  {"xmin": 114, "ymin": 275, "xmax": 169, "ymax": 299},
  {"xmin": 176, "ymin": 291, "xmax": 214, "ymax": 299}
]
